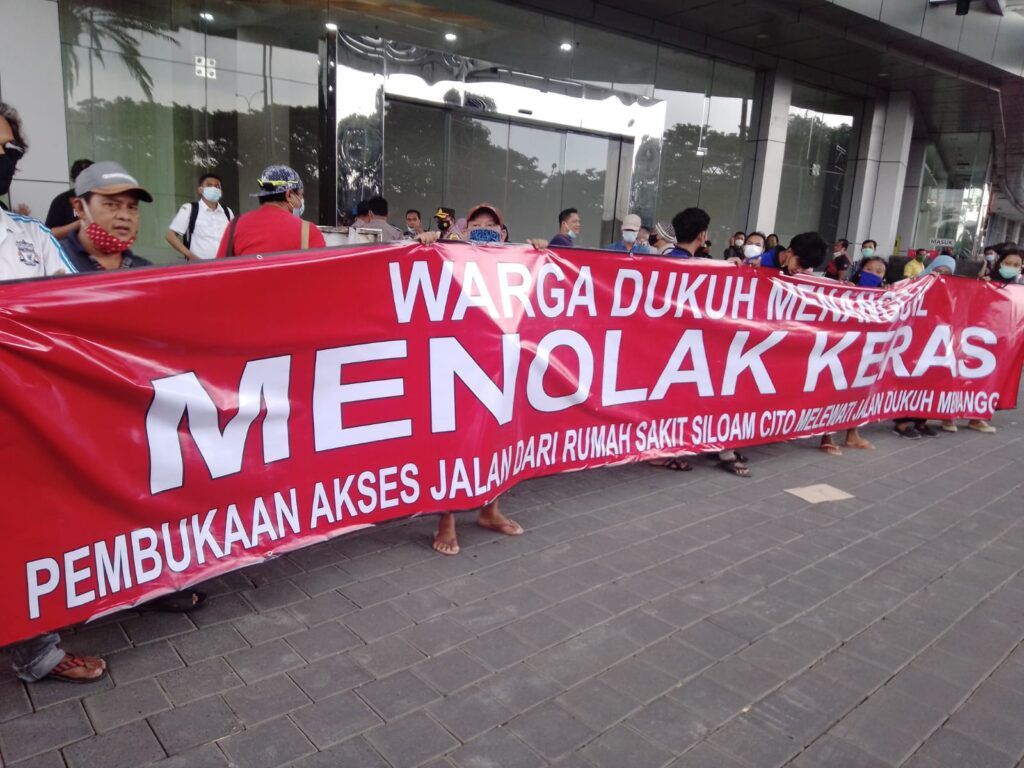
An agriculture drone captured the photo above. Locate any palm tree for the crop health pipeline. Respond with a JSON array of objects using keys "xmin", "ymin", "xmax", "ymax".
[{"xmin": 61, "ymin": 4, "xmax": 178, "ymax": 101}]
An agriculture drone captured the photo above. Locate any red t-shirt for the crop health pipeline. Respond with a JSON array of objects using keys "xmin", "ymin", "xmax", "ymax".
[{"xmin": 216, "ymin": 204, "xmax": 326, "ymax": 257}]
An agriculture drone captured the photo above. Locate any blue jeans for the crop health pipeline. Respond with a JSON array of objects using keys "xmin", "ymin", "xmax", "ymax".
[{"xmin": 10, "ymin": 633, "xmax": 64, "ymax": 682}]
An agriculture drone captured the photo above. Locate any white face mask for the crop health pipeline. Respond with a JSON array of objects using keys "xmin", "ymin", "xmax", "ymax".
[
  {"xmin": 743, "ymin": 243, "xmax": 764, "ymax": 259},
  {"xmin": 734, "ymin": 237, "xmax": 745, "ymax": 247},
  {"xmin": 201, "ymin": 187, "xmax": 222, "ymax": 203},
  {"xmin": 623, "ymin": 230, "xmax": 638, "ymax": 244}
]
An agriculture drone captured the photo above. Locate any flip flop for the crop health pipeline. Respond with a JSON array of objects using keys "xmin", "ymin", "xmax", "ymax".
[
  {"xmin": 46, "ymin": 654, "xmax": 107, "ymax": 684},
  {"xmin": 718, "ymin": 458, "xmax": 751, "ymax": 477},
  {"xmin": 650, "ymin": 458, "xmax": 693, "ymax": 472}
]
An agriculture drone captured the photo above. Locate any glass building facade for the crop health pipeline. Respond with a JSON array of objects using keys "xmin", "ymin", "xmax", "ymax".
[{"xmin": 51, "ymin": 0, "xmax": 996, "ymax": 262}]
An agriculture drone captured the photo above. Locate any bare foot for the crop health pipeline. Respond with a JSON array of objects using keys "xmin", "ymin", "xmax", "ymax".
[
  {"xmin": 819, "ymin": 442, "xmax": 842, "ymax": 456},
  {"xmin": 477, "ymin": 501, "xmax": 523, "ymax": 536},
  {"xmin": 432, "ymin": 513, "xmax": 460, "ymax": 556},
  {"xmin": 844, "ymin": 437, "xmax": 874, "ymax": 450}
]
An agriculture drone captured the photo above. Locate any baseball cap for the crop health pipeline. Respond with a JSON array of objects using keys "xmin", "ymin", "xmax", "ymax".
[
  {"xmin": 466, "ymin": 202, "xmax": 504, "ymax": 226},
  {"xmin": 622, "ymin": 213, "xmax": 642, "ymax": 231},
  {"xmin": 74, "ymin": 161, "xmax": 153, "ymax": 202},
  {"xmin": 254, "ymin": 164, "xmax": 303, "ymax": 197}
]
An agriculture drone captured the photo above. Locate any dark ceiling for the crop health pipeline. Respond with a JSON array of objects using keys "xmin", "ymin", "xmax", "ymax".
[{"xmin": 501, "ymin": 0, "xmax": 1024, "ymax": 216}]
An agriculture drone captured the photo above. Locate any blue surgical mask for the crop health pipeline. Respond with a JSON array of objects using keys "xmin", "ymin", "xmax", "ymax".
[
  {"xmin": 858, "ymin": 271, "xmax": 884, "ymax": 287},
  {"xmin": 998, "ymin": 265, "xmax": 1021, "ymax": 280},
  {"xmin": 201, "ymin": 187, "xmax": 222, "ymax": 203},
  {"xmin": 292, "ymin": 197, "xmax": 305, "ymax": 218},
  {"xmin": 567, "ymin": 229, "xmax": 578, "ymax": 240},
  {"xmin": 469, "ymin": 227, "xmax": 501, "ymax": 243},
  {"xmin": 623, "ymin": 230, "xmax": 638, "ymax": 244}
]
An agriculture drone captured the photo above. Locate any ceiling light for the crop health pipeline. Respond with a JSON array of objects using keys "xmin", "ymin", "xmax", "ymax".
[
  {"xmin": 199, "ymin": 12, "xmax": 214, "ymax": 21},
  {"xmin": 444, "ymin": 32, "xmax": 458, "ymax": 41},
  {"xmin": 325, "ymin": 22, "xmax": 338, "ymax": 31},
  {"xmin": 878, "ymin": 72, "xmax": 890, "ymax": 77},
  {"xmin": 560, "ymin": 42, "xmax": 573, "ymax": 52}
]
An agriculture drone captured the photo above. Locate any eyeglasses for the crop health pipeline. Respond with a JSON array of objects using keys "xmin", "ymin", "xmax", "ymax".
[{"xmin": 1, "ymin": 142, "xmax": 25, "ymax": 163}]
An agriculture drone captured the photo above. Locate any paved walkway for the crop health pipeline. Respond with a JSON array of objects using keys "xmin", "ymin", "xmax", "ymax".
[{"xmin": 1, "ymin": 405, "xmax": 1023, "ymax": 768}]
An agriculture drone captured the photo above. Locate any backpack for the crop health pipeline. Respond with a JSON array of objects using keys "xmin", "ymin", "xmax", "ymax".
[{"xmin": 183, "ymin": 201, "xmax": 233, "ymax": 248}]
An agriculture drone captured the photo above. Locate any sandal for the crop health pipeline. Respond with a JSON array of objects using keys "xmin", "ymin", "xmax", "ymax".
[
  {"xmin": 819, "ymin": 443, "xmax": 842, "ymax": 456},
  {"xmin": 47, "ymin": 654, "xmax": 107, "ymax": 684},
  {"xmin": 650, "ymin": 457, "xmax": 693, "ymax": 472},
  {"xmin": 144, "ymin": 590, "xmax": 207, "ymax": 613},
  {"xmin": 718, "ymin": 458, "xmax": 751, "ymax": 477}
]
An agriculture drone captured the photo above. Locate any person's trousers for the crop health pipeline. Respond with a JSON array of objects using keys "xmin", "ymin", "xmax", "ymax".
[{"xmin": 10, "ymin": 633, "xmax": 63, "ymax": 682}]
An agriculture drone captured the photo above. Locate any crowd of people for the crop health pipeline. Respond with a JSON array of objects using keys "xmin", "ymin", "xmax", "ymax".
[{"xmin": 1, "ymin": 97, "xmax": 1020, "ymax": 685}]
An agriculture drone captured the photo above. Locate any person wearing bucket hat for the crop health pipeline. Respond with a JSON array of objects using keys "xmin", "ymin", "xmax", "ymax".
[
  {"xmin": 606, "ymin": 213, "xmax": 653, "ymax": 255},
  {"xmin": 61, "ymin": 161, "xmax": 154, "ymax": 272},
  {"xmin": 216, "ymin": 164, "xmax": 325, "ymax": 257}
]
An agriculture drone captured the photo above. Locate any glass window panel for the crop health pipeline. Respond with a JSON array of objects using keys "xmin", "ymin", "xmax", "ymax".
[
  {"xmin": 571, "ymin": 25, "xmax": 657, "ymax": 97},
  {"xmin": 562, "ymin": 132, "xmax": 613, "ymax": 248},
  {"xmin": 506, "ymin": 124, "xmax": 563, "ymax": 243},
  {"xmin": 446, "ymin": 114, "xmax": 509, "ymax": 220},
  {"xmin": 59, "ymin": 0, "xmax": 203, "ymax": 65},
  {"xmin": 384, "ymin": 100, "xmax": 447, "ymax": 227}
]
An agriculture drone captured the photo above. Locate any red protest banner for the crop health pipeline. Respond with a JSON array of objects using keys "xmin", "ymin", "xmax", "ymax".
[{"xmin": 0, "ymin": 242, "xmax": 1022, "ymax": 645}]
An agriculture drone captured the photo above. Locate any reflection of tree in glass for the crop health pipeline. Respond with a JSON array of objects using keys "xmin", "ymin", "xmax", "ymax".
[{"xmin": 62, "ymin": 4, "xmax": 179, "ymax": 100}]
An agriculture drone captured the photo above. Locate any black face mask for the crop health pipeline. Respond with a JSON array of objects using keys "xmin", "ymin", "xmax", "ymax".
[{"xmin": 0, "ymin": 154, "xmax": 16, "ymax": 197}]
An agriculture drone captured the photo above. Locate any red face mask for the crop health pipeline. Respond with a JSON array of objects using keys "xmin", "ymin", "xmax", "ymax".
[{"xmin": 83, "ymin": 221, "xmax": 136, "ymax": 255}]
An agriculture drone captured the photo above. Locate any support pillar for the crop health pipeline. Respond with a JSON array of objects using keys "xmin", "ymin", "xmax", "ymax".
[{"xmin": 745, "ymin": 67, "xmax": 792, "ymax": 234}]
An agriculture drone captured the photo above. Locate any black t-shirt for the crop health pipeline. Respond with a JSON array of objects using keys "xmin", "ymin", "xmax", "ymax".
[{"xmin": 45, "ymin": 189, "xmax": 77, "ymax": 229}]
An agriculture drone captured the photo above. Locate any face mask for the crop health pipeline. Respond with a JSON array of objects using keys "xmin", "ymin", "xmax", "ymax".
[
  {"xmin": 567, "ymin": 229, "xmax": 578, "ymax": 240},
  {"xmin": 468, "ymin": 227, "xmax": 501, "ymax": 243},
  {"xmin": 833, "ymin": 251, "xmax": 843, "ymax": 258},
  {"xmin": 985, "ymin": 252, "xmax": 997, "ymax": 262},
  {"xmin": 291, "ymin": 196, "xmax": 305, "ymax": 218},
  {"xmin": 201, "ymin": 187, "xmax": 222, "ymax": 203},
  {"xmin": 81, "ymin": 204, "xmax": 136, "ymax": 254},
  {"xmin": 858, "ymin": 271, "xmax": 884, "ymax": 288},
  {"xmin": 998, "ymin": 265, "xmax": 1021, "ymax": 280},
  {"xmin": 623, "ymin": 230, "xmax": 638, "ymax": 244},
  {"xmin": 861, "ymin": 248, "xmax": 875, "ymax": 258},
  {"xmin": 916, "ymin": 253, "xmax": 926, "ymax": 262},
  {"xmin": 743, "ymin": 244, "xmax": 764, "ymax": 259},
  {"xmin": 0, "ymin": 154, "xmax": 15, "ymax": 197},
  {"xmin": 734, "ymin": 238, "xmax": 744, "ymax": 247}
]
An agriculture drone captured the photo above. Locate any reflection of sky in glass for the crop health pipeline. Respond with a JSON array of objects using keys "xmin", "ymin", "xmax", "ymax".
[{"xmin": 789, "ymin": 106, "xmax": 852, "ymax": 129}]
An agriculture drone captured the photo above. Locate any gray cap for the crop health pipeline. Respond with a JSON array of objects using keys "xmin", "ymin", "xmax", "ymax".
[{"xmin": 74, "ymin": 161, "xmax": 153, "ymax": 202}]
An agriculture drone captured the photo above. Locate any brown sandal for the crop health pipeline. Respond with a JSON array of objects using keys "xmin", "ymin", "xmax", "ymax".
[{"xmin": 47, "ymin": 654, "xmax": 107, "ymax": 684}]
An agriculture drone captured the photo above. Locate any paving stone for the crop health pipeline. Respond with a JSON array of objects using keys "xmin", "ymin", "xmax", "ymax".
[
  {"xmin": 947, "ymin": 700, "xmax": 1024, "ymax": 761},
  {"xmin": 637, "ymin": 636, "xmax": 716, "ymax": 680},
  {"xmin": 677, "ymin": 620, "xmax": 748, "ymax": 659},
  {"xmin": 671, "ymin": 741, "xmax": 749, "ymax": 768},
  {"xmin": 290, "ymin": 565, "xmax": 354, "ymax": 597},
  {"xmin": 288, "ymin": 590, "xmax": 359, "ymax": 626},
  {"xmin": 286, "ymin": 621, "xmax": 362, "ymax": 662},
  {"xmin": 401, "ymin": 617, "xmax": 473, "ymax": 656},
  {"xmin": 580, "ymin": 723, "xmax": 674, "ymax": 768},
  {"xmin": 0, "ymin": 700, "xmax": 94, "ymax": 763},
  {"xmin": 910, "ymin": 726, "xmax": 1017, "ymax": 768},
  {"xmin": 556, "ymin": 679, "xmax": 640, "ymax": 731},
  {"xmin": 191, "ymin": 593, "xmax": 255, "ymax": 627},
  {"xmin": 364, "ymin": 712, "xmax": 460, "ymax": 768},
  {"xmin": 83, "ymin": 678, "xmax": 171, "ymax": 732},
  {"xmin": 4, "ymin": 752, "xmax": 69, "ymax": 768},
  {"xmin": 220, "ymin": 716, "xmax": 316, "ymax": 768},
  {"xmin": 669, "ymin": 673, "xmax": 749, "ymax": 727},
  {"xmin": 449, "ymin": 726, "xmax": 545, "ymax": 768},
  {"xmin": 158, "ymin": 657, "xmax": 243, "ymax": 705},
  {"xmin": 703, "ymin": 656, "xmax": 784, "ymax": 700},
  {"xmin": 344, "ymin": 602, "xmax": 417, "ymax": 643},
  {"xmin": 463, "ymin": 628, "xmax": 534, "ymax": 670},
  {"xmin": 61, "ymin": 623, "xmax": 132, "ymax": 657},
  {"xmin": 121, "ymin": 612, "xmax": 196, "ymax": 645},
  {"xmin": 148, "ymin": 695, "xmax": 242, "ymax": 755},
  {"xmin": 232, "ymin": 610, "xmax": 305, "ymax": 646},
  {"xmin": 171, "ymin": 624, "xmax": 248, "ymax": 664},
  {"xmin": 290, "ymin": 735, "xmax": 390, "ymax": 768},
  {"xmin": 349, "ymin": 636, "xmax": 427, "ymax": 677},
  {"xmin": 290, "ymin": 652, "xmax": 373, "ymax": 701},
  {"xmin": 340, "ymin": 576, "xmax": 406, "ymax": 608},
  {"xmin": 537, "ymin": 597, "xmax": 612, "ymax": 631},
  {"xmin": 226, "ymin": 639, "xmax": 307, "ymax": 684},
  {"xmin": 145, "ymin": 743, "xmax": 229, "ymax": 767},
  {"xmin": 813, "ymin": 650, "xmax": 892, "ymax": 695},
  {"xmin": 477, "ymin": 665, "xmax": 562, "ymax": 711},
  {"xmin": 292, "ymin": 691, "xmax": 383, "ymax": 748},
  {"xmin": 26, "ymin": 671, "xmax": 114, "ymax": 710},
  {"xmin": 508, "ymin": 702, "xmax": 595, "ymax": 760},
  {"xmin": 505, "ymin": 612, "xmax": 577, "ymax": 650},
  {"xmin": 0, "ymin": 675, "xmax": 31, "ymax": 723},
  {"xmin": 63, "ymin": 718, "xmax": 164, "ymax": 768},
  {"xmin": 738, "ymin": 637, "xmax": 816, "ymax": 678},
  {"xmin": 597, "ymin": 656, "xmax": 680, "ymax": 703},
  {"xmin": 428, "ymin": 686, "xmax": 515, "ymax": 741},
  {"xmin": 223, "ymin": 674, "xmax": 310, "ymax": 726},
  {"xmin": 358, "ymin": 669, "xmax": 441, "ymax": 720},
  {"xmin": 709, "ymin": 714, "xmax": 801, "ymax": 768},
  {"xmin": 242, "ymin": 580, "xmax": 308, "ymax": 611},
  {"xmin": 603, "ymin": 609, "xmax": 676, "ymax": 646},
  {"xmin": 413, "ymin": 650, "xmax": 491, "ymax": 694},
  {"xmin": 790, "ymin": 734, "xmax": 890, "ymax": 768},
  {"xmin": 625, "ymin": 694, "xmax": 712, "ymax": 753},
  {"xmin": 106, "ymin": 640, "xmax": 184, "ymax": 685}
]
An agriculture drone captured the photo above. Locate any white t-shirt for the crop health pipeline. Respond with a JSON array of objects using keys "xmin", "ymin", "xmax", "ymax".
[
  {"xmin": 0, "ymin": 208, "xmax": 76, "ymax": 281},
  {"xmin": 169, "ymin": 201, "xmax": 233, "ymax": 260}
]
